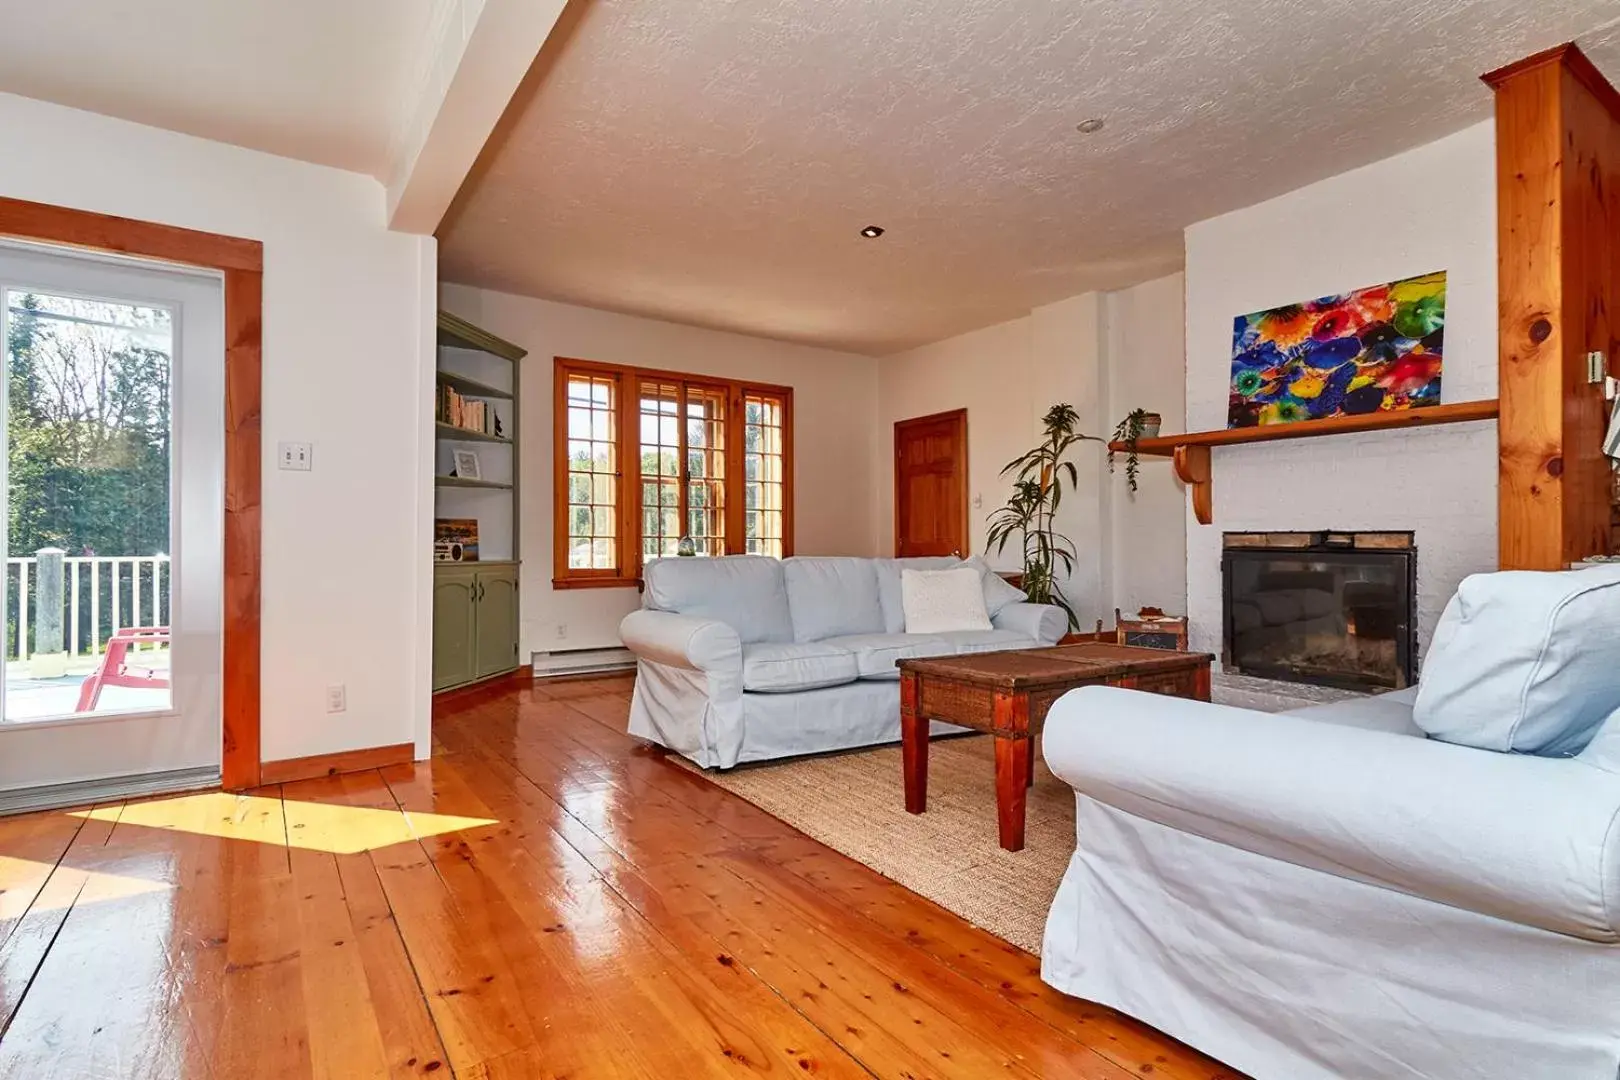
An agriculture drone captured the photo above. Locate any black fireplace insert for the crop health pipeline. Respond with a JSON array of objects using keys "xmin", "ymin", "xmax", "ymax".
[{"xmin": 1222, "ymin": 533, "xmax": 1416, "ymax": 692}]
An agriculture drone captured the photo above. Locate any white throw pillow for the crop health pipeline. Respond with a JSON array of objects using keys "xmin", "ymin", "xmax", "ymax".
[
  {"xmin": 1414, "ymin": 565, "xmax": 1620, "ymax": 755},
  {"xmin": 901, "ymin": 567, "xmax": 993, "ymax": 634}
]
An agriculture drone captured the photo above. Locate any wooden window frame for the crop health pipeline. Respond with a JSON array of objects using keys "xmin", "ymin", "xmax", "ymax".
[
  {"xmin": 0, "ymin": 195, "xmax": 264, "ymax": 790},
  {"xmin": 552, "ymin": 357, "xmax": 794, "ymax": 588}
]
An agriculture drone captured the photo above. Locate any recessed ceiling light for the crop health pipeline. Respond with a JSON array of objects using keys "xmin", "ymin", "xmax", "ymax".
[
  {"xmin": 1075, "ymin": 118, "xmax": 1106, "ymax": 134},
  {"xmin": 860, "ymin": 225, "xmax": 885, "ymax": 238}
]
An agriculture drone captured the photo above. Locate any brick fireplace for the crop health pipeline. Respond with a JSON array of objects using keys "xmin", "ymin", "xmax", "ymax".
[{"xmin": 1221, "ymin": 532, "xmax": 1416, "ymax": 692}]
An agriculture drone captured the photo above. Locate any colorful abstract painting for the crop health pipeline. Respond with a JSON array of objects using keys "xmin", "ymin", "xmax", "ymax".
[{"xmin": 1227, "ymin": 271, "xmax": 1446, "ymax": 428}]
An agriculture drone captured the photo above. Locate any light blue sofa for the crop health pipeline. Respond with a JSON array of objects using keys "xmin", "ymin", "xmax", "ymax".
[{"xmin": 619, "ymin": 554, "xmax": 1066, "ymax": 768}]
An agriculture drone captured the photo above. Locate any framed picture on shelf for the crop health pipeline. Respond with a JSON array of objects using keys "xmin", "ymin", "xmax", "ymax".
[{"xmin": 451, "ymin": 449, "xmax": 482, "ymax": 481}]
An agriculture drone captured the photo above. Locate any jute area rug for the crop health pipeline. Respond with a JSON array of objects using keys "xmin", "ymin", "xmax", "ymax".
[
  {"xmin": 677, "ymin": 676, "xmax": 1349, "ymax": 955},
  {"xmin": 680, "ymin": 733, "xmax": 1071, "ymax": 954}
]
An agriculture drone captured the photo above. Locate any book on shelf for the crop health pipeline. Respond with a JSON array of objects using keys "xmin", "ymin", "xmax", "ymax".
[{"xmin": 436, "ymin": 384, "xmax": 502, "ymax": 437}]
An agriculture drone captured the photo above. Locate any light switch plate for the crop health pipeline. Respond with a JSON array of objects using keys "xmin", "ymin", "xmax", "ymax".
[{"xmin": 277, "ymin": 441, "xmax": 312, "ymax": 471}]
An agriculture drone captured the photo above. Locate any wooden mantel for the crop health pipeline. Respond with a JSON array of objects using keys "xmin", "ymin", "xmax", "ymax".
[{"xmin": 1107, "ymin": 400, "xmax": 1499, "ymax": 525}]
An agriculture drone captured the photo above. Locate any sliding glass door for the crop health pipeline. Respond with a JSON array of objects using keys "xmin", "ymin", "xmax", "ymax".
[{"xmin": 0, "ymin": 241, "xmax": 224, "ymax": 808}]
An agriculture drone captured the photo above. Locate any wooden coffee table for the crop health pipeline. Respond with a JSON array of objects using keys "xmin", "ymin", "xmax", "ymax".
[{"xmin": 898, "ymin": 643, "xmax": 1213, "ymax": 851}]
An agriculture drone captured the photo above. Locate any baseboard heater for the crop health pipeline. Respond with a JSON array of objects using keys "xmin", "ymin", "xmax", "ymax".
[{"xmin": 531, "ymin": 647, "xmax": 636, "ymax": 679}]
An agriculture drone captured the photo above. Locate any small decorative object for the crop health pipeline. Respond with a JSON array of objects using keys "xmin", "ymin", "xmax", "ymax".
[
  {"xmin": 1110, "ymin": 408, "xmax": 1158, "ymax": 493},
  {"xmin": 451, "ymin": 449, "xmax": 482, "ymax": 481},
  {"xmin": 986, "ymin": 403, "xmax": 1104, "ymax": 629},
  {"xmin": 677, "ymin": 535, "xmax": 697, "ymax": 557},
  {"xmin": 434, "ymin": 518, "xmax": 480, "ymax": 562},
  {"xmin": 1113, "ymin": 607, "xmax": 1189, "ymax": 651},
  {"xmin": 1228, "ymin": 270, "xmax": 1446, "ymax": 429},
  {"xmin": 493, "ymin": 412, "xmax": 504, "ymax": 438}
]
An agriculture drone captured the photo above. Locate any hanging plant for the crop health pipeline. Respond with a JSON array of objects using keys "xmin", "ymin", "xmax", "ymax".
[{"xmin": 1109, "ymin": 408, "xmax": 1161, "ymax": 493}]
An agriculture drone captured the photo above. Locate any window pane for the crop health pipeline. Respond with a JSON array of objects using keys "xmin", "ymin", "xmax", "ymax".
[
  {"xmin": 560, "ymin": 370, "xmax": 617, "ymax": 571},
  {"xmin": 636, "ymin": 381, "xmax": 727, "ymax": 560},
  {"xmin": 744, "ymin": 392, "xmax": 785, "ymax": 559},
  {"xmin": 5, "ymin": 291, "xmax": 175, "ymax": 720}
]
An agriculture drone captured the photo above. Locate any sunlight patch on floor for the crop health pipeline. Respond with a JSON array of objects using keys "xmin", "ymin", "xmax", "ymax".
[
  {"xmin": 0, "ymin": 854, "xmax": 170, "ymax": 917},
  {"xmin": 70, "ymin": 792, "xmax": 498, "ymax": 855}
]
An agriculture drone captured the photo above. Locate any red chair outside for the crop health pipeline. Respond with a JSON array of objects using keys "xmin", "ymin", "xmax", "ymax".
[{"xmin": 76, "ymin": 626, "xmax": 172, "ymax": 711}]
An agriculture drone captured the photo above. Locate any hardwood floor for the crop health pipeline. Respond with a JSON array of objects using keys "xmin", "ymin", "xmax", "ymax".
[{"xmin": 0, "ymin": 675, "xmax": 1242, "ymax": 1079}]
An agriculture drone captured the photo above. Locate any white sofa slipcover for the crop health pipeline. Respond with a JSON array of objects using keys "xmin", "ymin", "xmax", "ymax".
[
  {"xmin": 620, "ymin": 554, "xmax": 1066, "ymax": 767},
  {"xmin": 1040, "ymin": 683, "xmax": 1620, "ymax": 1079}
]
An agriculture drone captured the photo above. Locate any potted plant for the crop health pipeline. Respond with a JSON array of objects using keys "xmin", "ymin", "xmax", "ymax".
[
  {"xmin": 985, "ymin": 403, "xmax": 1103, "ymax": 629},
  {"xmin": 1110, "ymin": 407, "xmax": 1161, "ymax": 493}
]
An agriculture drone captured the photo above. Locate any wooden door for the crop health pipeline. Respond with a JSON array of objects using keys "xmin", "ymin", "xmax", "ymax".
[
  {"xmin": 894, "ymin": 409, "xmax": 969, "ymax": 557},
  {"xmin": 473, "ymin": 565, "xmax": 521, "ymax": 680},
  {"xmin": 432, "ymin": 566, "xmax": 478, "ymax": 691}
]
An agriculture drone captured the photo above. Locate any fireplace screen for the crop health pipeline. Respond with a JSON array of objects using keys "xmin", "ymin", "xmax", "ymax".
[{"xmin": 1222, "ymin": 535, "xmax": 1415, "ymax": 691}]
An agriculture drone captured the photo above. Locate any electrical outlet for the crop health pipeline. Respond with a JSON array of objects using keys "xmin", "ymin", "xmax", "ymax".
[
  {"xmin": 278, "ymin": 441, "xmax": 313, "ymax": 471},
  {"xmin": 555, "ymin": 623, "xmax": 568, "ymax": 640},
  {"xmin": 325, "ymin": 684, "xmax": 346, "ymax": 713}
]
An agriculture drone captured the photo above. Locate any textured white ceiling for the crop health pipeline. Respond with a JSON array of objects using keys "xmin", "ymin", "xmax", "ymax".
[
  {"xmin": 439, "ymin": 0, "xmax": 1620, "ymax": 355},
  {"xmin": 0, "ymin": 0, "xmax": 442, "ymax": 177}
]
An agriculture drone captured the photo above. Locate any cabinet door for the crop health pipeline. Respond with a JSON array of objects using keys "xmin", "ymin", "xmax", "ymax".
[
  {"xmin": 432, "ymin": 568, "xmax": 478, "ymax": 691},
  {"xmin": 473, "ymin": 566, "xmax": 520, "ymax": 680}
]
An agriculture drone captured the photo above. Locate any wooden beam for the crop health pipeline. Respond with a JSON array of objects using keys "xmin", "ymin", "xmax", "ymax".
[{"xmin": 1488, "ymin": 42, "xmax": 1620, "ymax": 569}]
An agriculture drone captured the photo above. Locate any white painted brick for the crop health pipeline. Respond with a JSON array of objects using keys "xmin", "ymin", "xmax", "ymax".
[{"xmin": 1183, "ymin": 121, "xmax": 1499, "ymax": 664}]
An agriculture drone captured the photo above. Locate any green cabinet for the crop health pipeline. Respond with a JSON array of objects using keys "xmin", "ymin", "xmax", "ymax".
[{"xmin": 433, "ymin": 562, "xmax": 520, "ymax": 691}]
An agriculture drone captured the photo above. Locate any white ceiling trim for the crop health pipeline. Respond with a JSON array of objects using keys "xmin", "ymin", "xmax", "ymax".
[{"xmin": 386, "ymin": 0, "xmax": 572, "ymax": 233}]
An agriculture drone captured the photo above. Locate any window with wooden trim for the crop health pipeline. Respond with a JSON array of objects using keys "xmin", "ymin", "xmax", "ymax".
[
  {"xmin": 553, "ymin": 359, "xmax": 792, "ymax": 587},
  {"xmin": 557, "ymin": 368, "xmax": 622, "ymax": 580},
  {"xmin": 742, "ymin": 391, "xmax": 788, "ymax": 557}
]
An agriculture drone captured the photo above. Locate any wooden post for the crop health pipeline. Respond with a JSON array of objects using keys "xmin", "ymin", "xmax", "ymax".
[
  {"xmin": 31, "ymin": 547, "xmax": 67, "ymax": 677},
  {"xmin": 1485, "ymin": 44, "xmax": 1620, "ymax": 569}
]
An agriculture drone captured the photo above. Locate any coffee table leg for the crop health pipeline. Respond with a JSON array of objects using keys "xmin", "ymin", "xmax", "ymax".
[
  {"xmin": 901, "ymin": 671, "xmax": 928, "ymax": 814},
  {"xmin": 1026, "ymin": 734, "xmax": 1036, "ymax": 788},
  {"xmin": 994, "ymin": 736, "xmax": 1030, "ymax": 851}
]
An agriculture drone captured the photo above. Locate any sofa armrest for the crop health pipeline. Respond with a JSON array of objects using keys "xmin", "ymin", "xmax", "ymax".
[
  {"xmin": 619, "ymin": 610, "xmax": 742, "ymax": 674},
  {"xmin": 1043, "ymin": 685, "xmax": 1620, "ymax": 943},
  {"xmin": 992, "ymin": 602, "xmax": 1067, "ymax": 645}
]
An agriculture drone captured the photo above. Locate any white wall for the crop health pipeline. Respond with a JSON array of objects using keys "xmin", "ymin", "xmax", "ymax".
[
  {"xmin": 1105, "ymin": 273, "xmax": 1188, "ymax": 620},
  {"xmin": 438, "ymin": 285, "xmax": 882, "ymax": 655},
  {"xmin": 873, "ymin": 313, "xmax": 1038, "ymax": 558},
  {"xmin": 875, "ymin": 275, "xmax": 1188, "ymax": 630},
  {"xmin": 1183, "ymin": 121, "xmax": 1499, "ymax": 660},
  {"xmin": 0, "ymin": 92, "xmax": 437, "ymax": 763}
]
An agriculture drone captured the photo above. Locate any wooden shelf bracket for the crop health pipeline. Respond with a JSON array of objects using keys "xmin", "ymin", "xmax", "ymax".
[{"xmin": 1173, "ymin": 445, "xmax": 1213, "ymax": 525}]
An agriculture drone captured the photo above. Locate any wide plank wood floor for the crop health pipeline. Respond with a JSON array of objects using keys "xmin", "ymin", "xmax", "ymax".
[{"xmin": 0, "ymin": 675, "xmax": 1243, "ymax": 1079}]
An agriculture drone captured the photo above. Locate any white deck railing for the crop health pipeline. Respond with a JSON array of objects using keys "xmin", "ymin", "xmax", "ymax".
[{"xmin": 5, "ymin": 555, "xmax": 170, "ymax": 661}]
